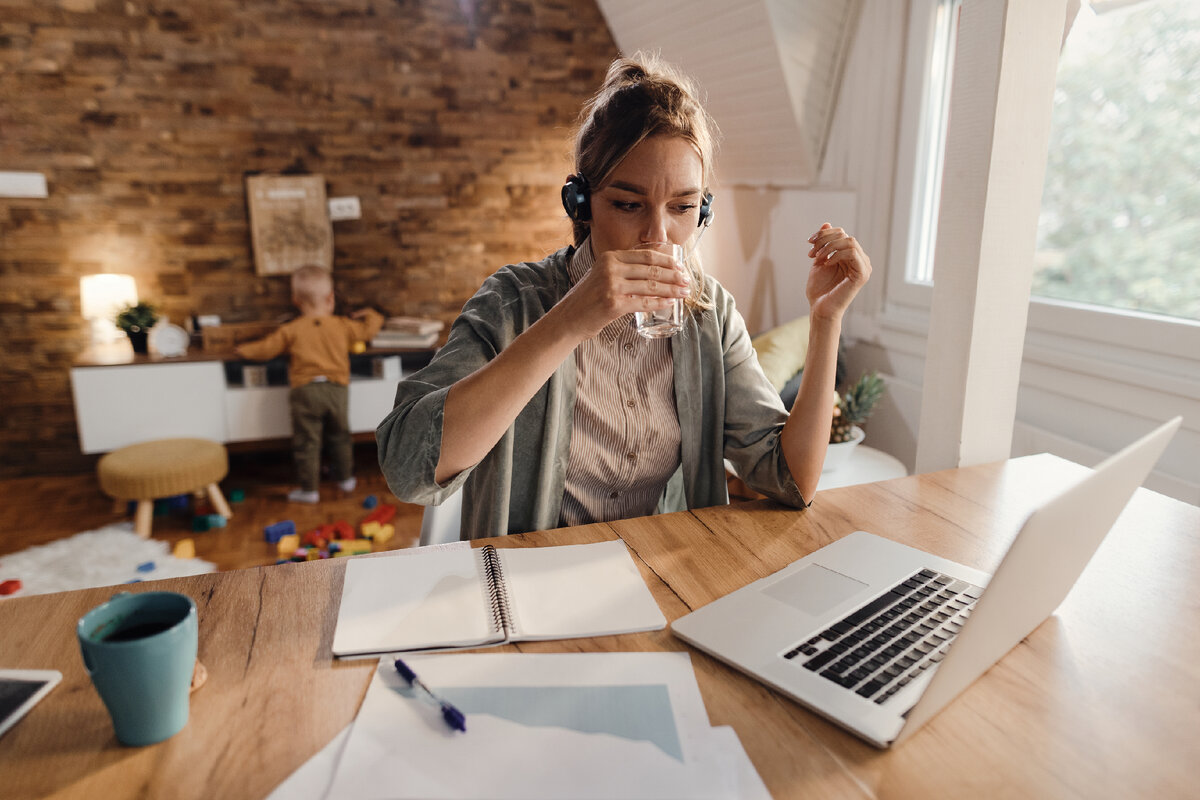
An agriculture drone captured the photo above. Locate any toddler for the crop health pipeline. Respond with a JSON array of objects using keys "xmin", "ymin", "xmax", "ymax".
[{"xmin": 237, "ymin": 265, "xmax": 384, "ymax": 503}]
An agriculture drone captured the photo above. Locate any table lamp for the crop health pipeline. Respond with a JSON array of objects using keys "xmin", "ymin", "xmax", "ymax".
[{"xmin": 81, "ymin": 274, "xmax": 138, "ymax": 344}]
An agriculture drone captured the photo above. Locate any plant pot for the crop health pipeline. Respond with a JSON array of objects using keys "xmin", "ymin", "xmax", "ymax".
[
  {"xmin": 126, "ymin": 330, "xmax": 149, "ymax": 354},
  {"xmin": 823, "ymin": 426, "xmax": 865, "ymax": 472}
]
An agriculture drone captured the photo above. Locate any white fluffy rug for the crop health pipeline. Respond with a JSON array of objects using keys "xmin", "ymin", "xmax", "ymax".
[{"xmin": 0, "ymin": 523, "xmax": 217, "ymax": 599}]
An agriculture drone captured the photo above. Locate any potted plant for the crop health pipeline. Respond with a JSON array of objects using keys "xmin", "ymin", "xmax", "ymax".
[
  {"xmin": 114, "ymin": 301, "xmax": 159, "ymax": 354},
  {"xmin": 825, "ymin": 371, "xmax": 886, "ymax": 472}
]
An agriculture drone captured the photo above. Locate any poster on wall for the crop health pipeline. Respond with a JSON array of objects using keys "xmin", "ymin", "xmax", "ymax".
[{"xmin": 246, "ymin": 174, "xmax": 333, "ymax": 276}]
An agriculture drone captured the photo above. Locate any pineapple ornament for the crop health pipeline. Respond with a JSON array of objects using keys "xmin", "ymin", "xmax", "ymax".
[{"xmin": 830, "ymin": 372, "xmax": 886, "ymax": 443}]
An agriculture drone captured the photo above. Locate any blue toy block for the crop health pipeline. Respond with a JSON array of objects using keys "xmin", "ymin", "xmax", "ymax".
[
  {"xmin": 362, "ymin": 494, "xmax": 379, "ymax": 510},
  {"xmin": 263, "ymin": 519, "xmax": 297, "ymax": 544},
  {"xmin": 169, "ymin": 494, "xmax": 190, "ymax": 510},
  {"xmin": 136, "ymin": 561, "xmax": 156, "ymax": 573}
]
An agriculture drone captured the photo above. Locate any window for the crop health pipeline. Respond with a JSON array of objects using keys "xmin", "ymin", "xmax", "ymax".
[
  {"xmin": 906, "ymin": 0, "xmax": 960, "ymax": 285},
  {"xmin": 1034, "ymin": 0, "xmax": 1200, "ymax": 322}
]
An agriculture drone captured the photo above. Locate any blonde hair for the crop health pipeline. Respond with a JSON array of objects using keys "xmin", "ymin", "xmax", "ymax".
[
  {"xmin": 290, "ymin": 265, "xmax": 333, "ymax": 308},
  {"xmin": 571, "ymin": 52, "xmax": 719, "ymax": 310}
]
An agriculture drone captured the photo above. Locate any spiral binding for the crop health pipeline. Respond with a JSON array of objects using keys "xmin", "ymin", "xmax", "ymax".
[{"xmin": 479, "ymin": 545, "xmax": 512, "ymax": 635}]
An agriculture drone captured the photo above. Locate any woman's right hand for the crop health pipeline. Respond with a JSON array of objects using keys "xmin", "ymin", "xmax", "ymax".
[{"xmin": 553, "ymin": 247, "xmax": 692, "ymax": 340}]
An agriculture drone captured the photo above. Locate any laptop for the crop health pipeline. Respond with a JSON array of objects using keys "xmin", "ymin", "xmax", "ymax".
[{"xmin": 672, "ymin": 417, "xmax": 1181, "ymax": 748}]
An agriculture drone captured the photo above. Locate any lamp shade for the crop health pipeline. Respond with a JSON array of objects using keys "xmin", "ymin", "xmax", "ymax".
[{"xmin": 81, "ymin": 274, "xmax": 138, "ymax": 342}]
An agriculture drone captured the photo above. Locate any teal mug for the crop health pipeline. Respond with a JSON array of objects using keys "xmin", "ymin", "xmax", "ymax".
[{"xmin": 77, "ymin": 591, "xmax": 198, "ymax": 746}]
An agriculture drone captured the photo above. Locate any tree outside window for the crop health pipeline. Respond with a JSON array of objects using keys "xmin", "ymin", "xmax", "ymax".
[{"xmin": 1035, "ymin": 0, "xmax": 1200, "ymax": 322}]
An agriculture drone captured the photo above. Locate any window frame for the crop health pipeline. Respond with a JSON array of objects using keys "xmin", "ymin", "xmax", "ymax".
[{"xmin": 884, "ymin": 0, "xmax": 1200, "ymax": 377}]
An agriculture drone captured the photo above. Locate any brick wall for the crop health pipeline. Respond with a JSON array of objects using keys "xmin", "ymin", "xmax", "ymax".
[{"xmin": 0, "ymin": 0, "xmax": 617, "ymax": 476}]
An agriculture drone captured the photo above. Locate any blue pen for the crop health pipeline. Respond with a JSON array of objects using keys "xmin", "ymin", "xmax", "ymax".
[{"xmin": 393, "ymin": 658, "xmax": 467, "ymax": 733}]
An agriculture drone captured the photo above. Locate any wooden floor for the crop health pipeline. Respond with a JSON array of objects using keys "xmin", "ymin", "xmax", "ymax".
[{"xmin": 0, "ymin": 443, "xmax": 426, "ymax": 572}]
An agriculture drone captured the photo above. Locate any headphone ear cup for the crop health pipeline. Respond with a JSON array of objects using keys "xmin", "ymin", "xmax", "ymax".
[
  {"xmin": 561, "ymin": 174, "xmax": 591, "ymax": 222},
  {"xmin": 698, "ymin": 191, "xmax": 714, "ymax": 228}
]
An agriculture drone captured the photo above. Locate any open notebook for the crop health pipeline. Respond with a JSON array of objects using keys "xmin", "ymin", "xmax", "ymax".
[{"xmin": 332, "ymin": 539, "xmax": 667, "ymax": 657}]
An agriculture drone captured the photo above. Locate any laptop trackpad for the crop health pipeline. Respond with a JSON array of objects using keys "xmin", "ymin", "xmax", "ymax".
[{"xmin": 762, "ymin": 564, "xmax": 868, "ymax": 616}]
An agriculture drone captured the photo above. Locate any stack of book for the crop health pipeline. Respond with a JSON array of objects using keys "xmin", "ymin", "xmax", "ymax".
[{"xmin": 370, "ymin": 316, "xmax": 444, "ymax": 349}]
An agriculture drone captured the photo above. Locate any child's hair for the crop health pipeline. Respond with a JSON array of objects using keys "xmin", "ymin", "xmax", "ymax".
[{"xmin": 290, "ymin": 265, "xmax": 333, "ymax": 309}]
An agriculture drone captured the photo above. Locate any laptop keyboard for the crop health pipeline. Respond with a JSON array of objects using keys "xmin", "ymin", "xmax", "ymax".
[{"xmin": 782, "ymin": 568, "xmax": 983, "ymax": 705}]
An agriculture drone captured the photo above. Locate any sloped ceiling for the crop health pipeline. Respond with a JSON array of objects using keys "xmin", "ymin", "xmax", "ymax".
[{"xmin": 594, "ymin": 0, "xmax": 862, "ymax": 186}]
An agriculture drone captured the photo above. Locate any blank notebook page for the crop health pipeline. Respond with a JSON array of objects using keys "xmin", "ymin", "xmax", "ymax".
[{"xmin": 502, "ymin": 539, "xmax": 666, "ymax": 640}]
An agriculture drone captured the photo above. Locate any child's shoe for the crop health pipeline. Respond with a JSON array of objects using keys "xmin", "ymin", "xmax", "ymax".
[
  {"xmin": 337, "ymin": 476, "xmax": 357, "ymax": 493},
  {"xmin": 287, "ymin": 488, "xmax": 320, "ymax": 504}
]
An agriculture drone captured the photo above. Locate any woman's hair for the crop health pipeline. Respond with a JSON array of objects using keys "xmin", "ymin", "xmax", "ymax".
[
  {"xmin": 290, "ymin": 265, "xmax": 333, "ymax": 308},
  {"xmin": 571, "ymin": 53, "xmax": 719, "ymax": 310}
]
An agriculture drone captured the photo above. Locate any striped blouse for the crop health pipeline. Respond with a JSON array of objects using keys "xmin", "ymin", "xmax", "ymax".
[{"xmin": 559, "ymin": 242, "xmax": 682, "ymax": 527}]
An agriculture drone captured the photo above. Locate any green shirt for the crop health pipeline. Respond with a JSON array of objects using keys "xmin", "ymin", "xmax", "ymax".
[{"xmin": 375, "ymin": 245, "xmax": 806, "ymax": 539}]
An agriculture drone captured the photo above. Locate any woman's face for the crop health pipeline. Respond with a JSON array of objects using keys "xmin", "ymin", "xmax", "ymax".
[{"xmin": 588, "ymin": 134, "xmax": 705, "ymax": 255}]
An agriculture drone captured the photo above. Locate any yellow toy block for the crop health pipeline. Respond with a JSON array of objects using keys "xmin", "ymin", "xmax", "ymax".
[
  {"xmin": 371, "ymin": 523, "xmax": 395, "ymax": 544},
  {"xmin": 276, "ymin": 533, "xmax": 300, "ymax": 555},
  {"xmin": 361, "ymin": 520, "xmax": 381, "ymax": 539},
  {"xmin": 340, "ymin": 539, "xmax": 372, "ymax": 555},
  {"xmin": 306, "ymin": 548, "xmax": 322, "ymax": 561},
  {"xmin": 173, "ymin": 538, "xmax": 195, "ymax": 559}
]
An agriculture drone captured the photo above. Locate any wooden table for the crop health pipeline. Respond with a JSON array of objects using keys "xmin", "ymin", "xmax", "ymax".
[{"xmin": 2, "ymin": 455, "xmax": 1197, "ymax": 799}]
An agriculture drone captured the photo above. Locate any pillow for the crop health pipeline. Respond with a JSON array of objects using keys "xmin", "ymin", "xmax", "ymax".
[{"xmin": 751, "ymin": 316, "xmax": 810, "ymax": 392}]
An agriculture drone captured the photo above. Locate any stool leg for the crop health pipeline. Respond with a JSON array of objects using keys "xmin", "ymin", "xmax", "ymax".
[
  {"xmin": 207, "ymin": 483, "xmax": 232, "ymax": 519},
  {"xmin": 134, "ymin": 500, "xmax": 153, "ymax": 538}
]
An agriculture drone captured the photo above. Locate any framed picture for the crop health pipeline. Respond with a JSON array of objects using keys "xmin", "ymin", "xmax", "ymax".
[{"xmin": 245, "ymin": 174, "xmax": 333, "ymax": 276}]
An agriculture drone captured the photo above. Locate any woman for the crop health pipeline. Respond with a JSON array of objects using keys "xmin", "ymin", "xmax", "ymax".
[{"xmin": 376, "ymin": 53, "xmax": 871, "ymax": 539}]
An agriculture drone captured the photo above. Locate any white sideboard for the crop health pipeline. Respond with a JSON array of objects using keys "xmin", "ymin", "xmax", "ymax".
[{"xmin": 71, "ymin": 360, "xmax": 402, "ymax": 454}]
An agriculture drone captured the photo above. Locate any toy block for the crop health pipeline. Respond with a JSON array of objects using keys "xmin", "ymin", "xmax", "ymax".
[
  {"xmin": 205, "ymin": 513, "xmax": 227, "ymax": 528},
  {"xmin": 153, "ymin": 499, "xmax": 170, "ymax": 517},
  {"xmin": 362, "ymin": 494, "xmax": 379, "ymax": 510},
  {"xmin": 136, "ymin": 561, "xmax": 156, "ymax": 573},
  {"xmin": 302, "ymin": 529, "xmax": 328, "ymax": 549},
  {"xmin": 276, "ymin": 533, "xmax": 300, "ymax": 555},
  {"xmin": 0, "ymin": 579, "xmax": 22, "ymax": 596},
  {"xmin": 362, "ymin": 503, "xmax": 397, "ymax": 526},
  {"xmin": 229, "ymin": 488, "xmax": 245, "ymax": 503},
  {"xmin": 264, "ymin": 520, "xmax": 296, "ymax": 543},
  {"xmin": 371, "ymin": 523, "xmax": 395, "ymax": 545},
  {"xmin": 361, "ymin": 520, "xmax": 381, "ymax": 539},
  {"xmin": 169, "ymin": 494, "xmax": 191, "ymax": 510},
  {"xmin": 306, "ymin": 548, "xmax": 322, "ymax": 561},
  {"xmin": 173, "ymin": 539, "xmax": 196, "ymax": 559},
  {"xmin": 194, "ymin": 501, "xmax": 215, "ymax": 517},
  {"xmin": 333, "ymin": 520, "xmax": 356, "ymax": 540},
  {"xmin": 192, "ymin": 516, "xmax": 212, "ymax": 532},
  {"xmin": 328, "ymin": 542, "xmax": 341, "ymax": 554}
]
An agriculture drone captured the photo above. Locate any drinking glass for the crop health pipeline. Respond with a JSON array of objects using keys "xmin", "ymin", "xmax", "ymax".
[{"xmin": 633, "ymin": 242, "xmax": 686, "ymax": 339}]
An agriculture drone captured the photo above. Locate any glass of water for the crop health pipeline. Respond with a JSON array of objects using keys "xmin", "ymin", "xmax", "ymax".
[{"xmin": 633, "ymin": 242, "xmax": 685, "ymax": 339}]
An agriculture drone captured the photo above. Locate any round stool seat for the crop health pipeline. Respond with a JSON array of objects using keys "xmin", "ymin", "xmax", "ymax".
[
  {"xmin": 98, "ymin": 438, "xmax": 228, "ymax": 500},
  {"xmin": 97, "ymin": 438, "xmax": 232, "ymax": 538}
]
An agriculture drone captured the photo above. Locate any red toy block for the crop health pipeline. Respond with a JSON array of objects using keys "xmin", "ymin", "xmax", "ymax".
[
  {"xmin": 362, "ymin": 503, "xmax": 397, "ymax": 526},
  {"xmin": 302, "ymin": 529, "xmax": 328, "ymax": 549},
  {"xmin": 0, "ymin": 579, "xmax": 21, "ymax": 595},
  {"xmin": 332, "ymin": 520, "xmax": 356, "ymax": 540}
]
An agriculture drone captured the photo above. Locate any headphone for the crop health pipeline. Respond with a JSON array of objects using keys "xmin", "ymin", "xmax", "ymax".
[{"xmin": 562, "ymin": 173, "xmax": 714, "ymax": 228}]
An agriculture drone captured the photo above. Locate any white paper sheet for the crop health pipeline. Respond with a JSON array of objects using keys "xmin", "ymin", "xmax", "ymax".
[{"xmin": 321, "ymin": 652, "xmax": 752, "ymax": 800}]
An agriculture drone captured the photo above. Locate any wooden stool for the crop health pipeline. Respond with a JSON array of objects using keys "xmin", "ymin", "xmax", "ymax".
[{"xmin": 97, "ymin": 438, "xmax": 232, "ymax": 538}]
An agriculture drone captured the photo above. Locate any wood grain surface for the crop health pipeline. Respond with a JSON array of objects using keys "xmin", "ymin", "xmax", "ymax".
[{"xmin": 2, "ymin": 454, "xmax": 1196, "ymax": 799}]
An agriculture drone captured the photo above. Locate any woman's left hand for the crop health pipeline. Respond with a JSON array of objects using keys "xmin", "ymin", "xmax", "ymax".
[{"xmin": 806, "ymin": 223, "xmax": 872, "ymax": 322}]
